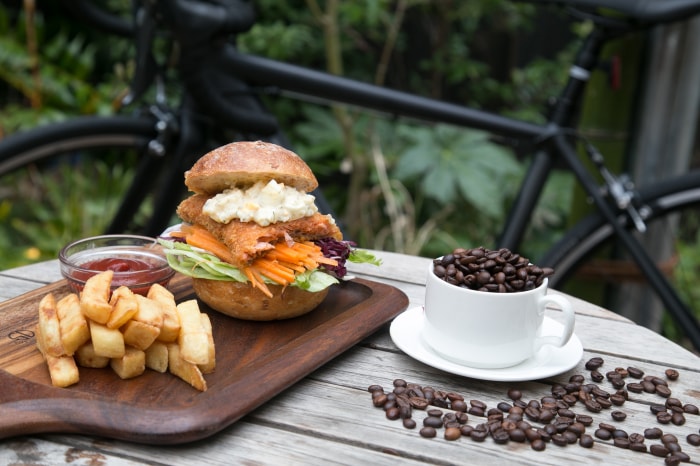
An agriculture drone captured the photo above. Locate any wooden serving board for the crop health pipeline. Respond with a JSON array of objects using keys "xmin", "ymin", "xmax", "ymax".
[{"xmin": 0, "ymin": 273, "xmax": 408, "ymax": 444}]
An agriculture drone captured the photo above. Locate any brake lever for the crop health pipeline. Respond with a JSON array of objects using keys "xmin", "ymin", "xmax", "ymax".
[
  {"xmin": 121, "ymin": 1, "xmax": 159, "ymax": 107},
  {"xmin": 584, "ymin": 140, "xmax": 647, "ymax": 233}
]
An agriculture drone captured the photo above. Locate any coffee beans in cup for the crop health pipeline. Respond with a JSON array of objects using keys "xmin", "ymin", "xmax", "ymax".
[{"xmin": 432, "ymin": 246, "xmax": 554, "ymax": 293}]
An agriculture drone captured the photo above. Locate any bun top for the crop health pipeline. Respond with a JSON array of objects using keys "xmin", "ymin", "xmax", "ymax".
[{"xmin": 185, "ymin": 141, "xmax": 319, "ymax": 194}]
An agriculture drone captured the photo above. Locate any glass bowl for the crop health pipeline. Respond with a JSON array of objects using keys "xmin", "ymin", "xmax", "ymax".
[{"xmin": 59, "ymin": 234, "xmax": 175, "ymax": 295}]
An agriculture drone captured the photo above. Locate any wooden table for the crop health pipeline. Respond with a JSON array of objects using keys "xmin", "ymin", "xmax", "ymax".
[{"xmin": 1, "ymin": 250, "xmax": 699, "ymax": 465}]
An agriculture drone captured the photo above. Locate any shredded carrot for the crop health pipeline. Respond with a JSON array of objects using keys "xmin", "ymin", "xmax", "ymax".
[
  {"xmin": 180, "ymin": 224, "xmax": 339, "ymax": 297},
  {"xmin": 182, "ymin": 224, "xmax": 237, "ymax": 265}
]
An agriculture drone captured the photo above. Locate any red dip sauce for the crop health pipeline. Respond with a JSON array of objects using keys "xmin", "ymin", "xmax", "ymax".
[{"xmin": 70, "ymin": 257, "xmax": 171, "ymax": 295}]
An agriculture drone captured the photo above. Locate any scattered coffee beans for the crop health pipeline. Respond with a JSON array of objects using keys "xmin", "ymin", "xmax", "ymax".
[
  {"xmin": 432, "ymin": 247, "xmax": 553, "ymax": 292},
  {"xmin": 369, "ymin": 360, "xmax": 697, "ymax": 464}
]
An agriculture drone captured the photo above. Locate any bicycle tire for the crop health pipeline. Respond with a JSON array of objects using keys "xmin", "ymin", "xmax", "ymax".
[
  {"xmin": 0, "ymin": 116, "xmax": 158, "ymax": 175},
  {"xmin": 0, "ymin": 115, "xmax": 164, "ymax": 267},
  {"xmin": 541, "ymin": 170, "xmax": 700, "ymax": 347}
]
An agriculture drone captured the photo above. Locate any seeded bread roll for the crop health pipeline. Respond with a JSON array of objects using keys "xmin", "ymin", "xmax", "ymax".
[
  {"xmin": 192, "ymin": 278, "xmax": 329, "ymax": 320},
  {"xmin": 184, "ymin": 140, "xmax": 319, "ymax": 194}
]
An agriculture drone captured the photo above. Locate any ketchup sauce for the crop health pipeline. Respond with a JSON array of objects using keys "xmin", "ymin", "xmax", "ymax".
[{"xmin": 69, "ymin": 257, "xmax": 172, "ymax": 295}]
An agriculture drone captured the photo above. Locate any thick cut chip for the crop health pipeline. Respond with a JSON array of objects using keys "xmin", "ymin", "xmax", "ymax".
[
  {"xmin": 121, "ymin": 320, "xmax": 160, "ymax": 351},
  {"xmin": 148, "ymin": 284, "xmax": 180, "ymax": 342},
  {"xmin": 176, "ymin": 300, "xmax": 209, "ymax": 365},
  {"xmin": 133, "ymin": 294, "xmax": 164, "ymax": 328},
  {"xmin": 145, "ymin": 341, "xmax": 169, "ymax": 373},
  {"xmin": 107, "ymin": 286, "xmax": 139, "ymax": 329},
  {"xmin": 45, "ymin": 354, "xmax": 80, "ymax": 388},
  {"xmin": 110, "ymin": 347, "xmax": 146, "ymax": 379},
  {"xmin": 38, "ymin": 293, "xmax": 65, "ymax": 357},
  {"xmin": 89, "ymin": 320, "xmax": 125, "ymax": 358},
  {"xmin": 80, "ymin": 270, "xmax": 114, "ymax": 324},
  {"xmin": 198, "ymin": 313, "xmax": 216, "ymax": 374},
  {"xmin": 74, "ymin": 342, "xmax": 110, "ymax": 368},
  {"xmin": 56, "ymin": 293, "xmax": 90, "ymax": 355},
  {"xmin": 167, "ymin": 343, "xmax": 207, "ymax": 391}
]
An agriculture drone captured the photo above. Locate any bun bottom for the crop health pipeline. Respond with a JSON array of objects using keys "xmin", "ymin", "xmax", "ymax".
[{"xmin": 192, "ymin": 278, "xmax": 329, "ymax": 320}]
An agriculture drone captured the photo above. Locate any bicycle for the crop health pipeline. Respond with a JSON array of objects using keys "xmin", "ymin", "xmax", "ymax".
[{"xmin": 2, "ymin": 0, "xmax": 700, "ymax": 351}]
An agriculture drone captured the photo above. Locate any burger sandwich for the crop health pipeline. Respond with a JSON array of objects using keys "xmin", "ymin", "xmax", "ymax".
[{"xmin": 159, "ymin": 141, "xmax": 379, "ymax": 320}]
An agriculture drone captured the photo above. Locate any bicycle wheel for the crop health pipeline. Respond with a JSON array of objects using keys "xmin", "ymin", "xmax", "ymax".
[
  {"xmin": 0, "ymin": 115, "xmax": 166, "ymax": 268},
  {"xmin": 541, "ymin": 170, "xmax": 700, "ymax": 350}
]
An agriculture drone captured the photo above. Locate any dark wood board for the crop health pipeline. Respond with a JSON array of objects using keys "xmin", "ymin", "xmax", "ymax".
[{"xmin": 0, "ymin": 273, "xmax": 408, "ymax": 444}]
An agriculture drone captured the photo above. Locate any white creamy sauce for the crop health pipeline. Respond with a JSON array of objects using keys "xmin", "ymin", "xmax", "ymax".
[{"xmin": 203, "ymin": 180, "xmax": 318, "ymax": 226}]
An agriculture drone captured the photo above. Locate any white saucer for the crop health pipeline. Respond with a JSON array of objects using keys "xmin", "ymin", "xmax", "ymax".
[{"xmin": 389, "ymin": 307, "xmax": 583, "ymax": 382}]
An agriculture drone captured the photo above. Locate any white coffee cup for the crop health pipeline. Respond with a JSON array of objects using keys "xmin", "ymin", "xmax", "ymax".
[{"xmin": 422, "ymin": 262, "xmax": 575, "ymax": 369}]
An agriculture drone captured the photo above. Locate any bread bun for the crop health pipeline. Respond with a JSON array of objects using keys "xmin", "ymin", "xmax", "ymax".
[
  {"xmin": 185, "ymin": 141, "xmax": 318, "ymax": 194},
  {"xmin": 192, "ymin": 278, "xmax": 328, "ymax": 320}
]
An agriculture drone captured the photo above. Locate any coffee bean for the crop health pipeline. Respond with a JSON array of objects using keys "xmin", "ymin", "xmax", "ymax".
[
  {"xmin": 470, "ymin": 429, "xmax": 488, "ymax": 442},
  {"xmin": 419, "ymin": 426, "xmax": 436, "ymax": 438},
  {"xmin": 651, "ymin": 444, "xmax": 671, "ymax": 457},
  {"xmin": 423, "ymin": 416, "xmax": 443, "ymax": 428},
  {"xmin": 665, "ymin": 368, "xmax": 680, "ymax": 380},
  {"xmin": 645, "ymin": 427, "xmax": 663, "ymax": 439},
  {"xmin": 492, "ymin": 429, "xmax": 510, "ymax": 444},
  {"xmin": 551, "ymin": 433, "xmax": 568, "ymax": 446},
  {"xmin": 585, "ymin": 357, "xmax": 604, "ymax": 370},
  {"xmin": 584, "ymin": 399, "xmax": 602, "ymax": 413},
  {"xmin": 594, "ymin": 428, "xmax": 612, "ymax": 440},
  {"xmin": 627, "ymin": 382, "xmax": 644, "ymax": 393},
  {"xmin": 657, "ymin": 412, "xmax": 673, "ymax": 424},
  {"xmin": 507, "ymin": 388, "xmax": 522, "ymax": 400},
  {"xmin": 665, "ymin": 455, "xmax": 681, "ymax": 466},
  {"xmin": 451, "ymin": 400, "xmax": 467, "ymax": 412},
  {"xmin": 688, "ymin": 433, "xmax": 700, "ymax": 446},
  {"xmin": 579, "ymin": 434, "xmax": 594, "ymax": 448},
  {"xmin": 590, "ymin": 370, "xmax": 604, "ymax": 382},
  {"xmin": 613, "ymin": 437, "xmax": 630, "ymax": 449},
  {"xmin": 612, "ymin": 429, "xmax": 628, "ymax": 439},
  {"xmin": 683, "ymin": 404, "xmax": 699, "ymax": 415},
  {"xmin": 656, "ymin": 385, "xmax": 672, "ymax": 398},
  {"xmin": 662, "ymin": 433, "xmax": 678, "ymax": 444},
  {"xmin": 385, "ymin": 407, "xmax": 400, "ymax": 420},
  {"xmin": 444, "ymin": 427, "xmax": 461, "ymax": 441},
  {"xmin": 531, "ymin": 438, "xmax": 547, "ymax": 451},
  {"xmin": 403, "ymin": 418, "xmax": 416, "ymax": 429},
  {"xmin": 671, "ymin": 412, "xmax": 685, "ymax": 426},
  {"xmin": 627, "ymin": 366, "xmax": 644, "ymax": 378},
  {"xmin": 611, "ymin": 411, "xmax": 627, "ymax": 421},
  {"xmin": 497, "ymin": 401, "xmax": 512, "ymax": 412},
  {"xmin": 630, "ymin": 442, "xmax": 647, "ymax": 453},
  {"xmin": 651, "ymin": 404, "xmax": 668, "ymax": 414},
  {"xmin": 576, "ymin": 414, "xmax": 593, "ymax": 426}
]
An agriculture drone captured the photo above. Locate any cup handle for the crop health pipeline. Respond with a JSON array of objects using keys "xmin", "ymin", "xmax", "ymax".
[{"xmin": 534, "ymin": 294, "xmax": 575, "ymax": 352}]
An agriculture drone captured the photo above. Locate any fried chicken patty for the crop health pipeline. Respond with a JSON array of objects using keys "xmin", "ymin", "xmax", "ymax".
[{"xmin": 177, "ymin": 194, "xmax": 343, "ymax": 269}]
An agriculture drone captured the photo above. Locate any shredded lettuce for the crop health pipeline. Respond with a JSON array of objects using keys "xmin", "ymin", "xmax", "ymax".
[{"xmin": 157, "ymin": 238, "xmax": 339, "ymax": 292}]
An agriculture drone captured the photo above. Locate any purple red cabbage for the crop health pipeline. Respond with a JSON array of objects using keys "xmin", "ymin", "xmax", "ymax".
[{"xmin": 314, "ymin": 238, "xmax": 357, "ymax": 279}]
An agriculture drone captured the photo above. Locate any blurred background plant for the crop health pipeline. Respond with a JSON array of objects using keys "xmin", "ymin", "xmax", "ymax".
[{"xmin": 0, "ymin": 0, "xmax": 577, "ymax": 269}]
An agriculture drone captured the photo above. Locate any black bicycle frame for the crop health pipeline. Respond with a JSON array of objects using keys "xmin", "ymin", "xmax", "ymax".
[{"xmin": 224, "ymin": 23, "xmax": 700, "ymax": 348}]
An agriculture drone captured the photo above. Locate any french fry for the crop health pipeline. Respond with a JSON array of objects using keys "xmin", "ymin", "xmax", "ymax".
[
  {"xmin": 107, "ymin": 286, "xmax": 139, "ymax": 329},
  {"xmin": 110, "ymin": 347, "xmax": 146, "ymax": 379},
  {"xmin": 121, "ymin": 294, "xmax": 163, "ymax": 350},
  {"xmin": 145, "ymin": 341, "xmax": 169, "ymax": 373},
  {"xmin": 121, "ymin": 320, "xmax": 160, "ymax": 350},
  {"xmin": 56, "ymin": 293, "xmax": 90, "ymax": 355},
  {"xmin": 45, "ymin": 354, "xmax": 80, "ymax": 388},
  {"xmin": 167, "ymin": 343, "xmax": 207, "ymax": 391},
  {"xmin": 89, "ymin": 319, "xmax": 125, "ymax": 358},
  {"xmin": 80, "ymin": 270, "xmax": 114, "ymax": 324},
  {"xmin": 74, "ymin": 342, "xmax": 110, "ymax": 368},
  {"xmin": 133, "ymin": 294, "xmax": 165, "ymax": 328},
  {"xmin": 148, "ymin": 284, "xmax": 180, "ymax": 342},
  {"xmin": 176, "ymin": 300, "xmax": 209, "ymax": 365},
  {"xmin": 198, "ymin": 313, "xmax": 216, "ymax": 374},
  {"xmin": 38, "ymin": 293, "xmax": 65, "ymax": 357}
]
